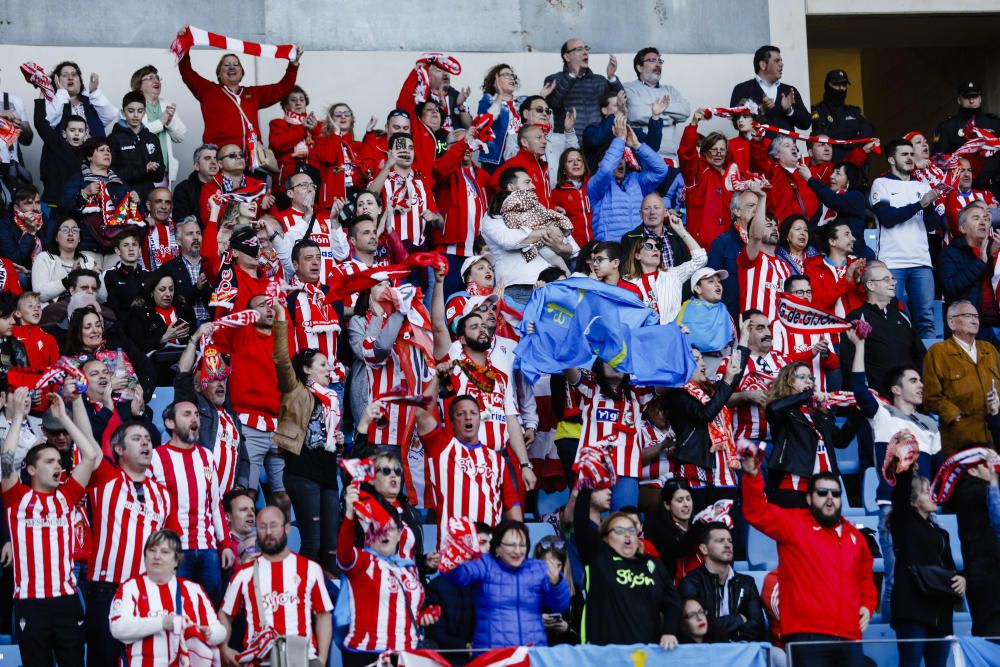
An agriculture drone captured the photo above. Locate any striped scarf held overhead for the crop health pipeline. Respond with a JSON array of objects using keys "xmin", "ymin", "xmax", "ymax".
[{"xmin": 170, "ymin": 26, "xmax": 298, "ymax": 62}]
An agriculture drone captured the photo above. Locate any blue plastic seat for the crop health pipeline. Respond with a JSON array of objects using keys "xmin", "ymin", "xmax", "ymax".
[
  {"xmin": 932, "ymin": 300, "xmax": 944, "ymax": 339},
  {"xmin": 841, "ymin": 476, "xmax": 865, "ymax": 516},
  {"xmin": 747, "ymin": 527, "xmax": 778, "ymax": 571},
  {"xmin": 527, "ymin": 521, "xmax": 558, "ymax": 549},
  {"xmin": 935, "ymin": 513, "xmax": 963, "ymax": 571},
  {"xmin": 147, "ymin": 385, "xmax": 175, "ymax": 439},
  {"xmin": 863, "ymin": 467, "xmax": 879, "ymax": 515}
]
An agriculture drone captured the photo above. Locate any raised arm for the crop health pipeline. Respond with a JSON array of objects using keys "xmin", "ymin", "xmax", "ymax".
[
  {"xmin": 430, "ymin": 263, "xmax": 451, "ymax": 360},
  {"xmin": 0, "ymin": 388, "xmax": 29, "ymax": 491},
  {"xmin": 739, "ymin": 452, "xmax": 793, "ymax": 542}
]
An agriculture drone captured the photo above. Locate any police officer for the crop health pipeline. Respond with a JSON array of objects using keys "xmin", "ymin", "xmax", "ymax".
[
  {"xmin": 810, "ymin": 69, "xmax": 876, "ymax": 161},
  {"xmin": 935, "ymin": 81, "xmax": 1000, "ymax": 193}
]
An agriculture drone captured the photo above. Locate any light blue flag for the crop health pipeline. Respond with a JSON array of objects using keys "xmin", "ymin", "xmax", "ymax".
[
  {"xmin": 529, "ymin": 642, "xmax": 770, "ymax": 667},
  {"xmin": 629, "ymin": 323, "xmax": 698, "ymax": 387},
  {"xmin": 958, "ymin": 635, "xmax": 1000, "ymax": 666}
]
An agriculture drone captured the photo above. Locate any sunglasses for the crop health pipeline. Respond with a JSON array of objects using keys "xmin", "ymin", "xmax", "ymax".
[
  {"xmin": 377, "ymin": 466, "xmax": 403, "ymax": 477},
  {"xmin": 537, "ymin": 538, "xmax": 567, "ymax": 554},
  {"xmin": 814, "ymin": 488, "xmax": 842, "ymax": 498},
  {"xmin": 641, "ymin": 242, "xmax": 662, "ymax": 252}
]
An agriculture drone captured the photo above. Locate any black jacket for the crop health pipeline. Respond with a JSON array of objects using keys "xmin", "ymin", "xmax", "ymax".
[
  {"xmin": 839, "ymin": 300, "xmax": 926, "ymax": 396},
  {"xmin": 765, "ymin": 390, "xmax": 858, "ymax": 478},
  {"xmin": 730, "ymin": 79, "xmax": 811, "ymax": 132},
  {"xmin": 938, "ymin": 236, "xmax": 997, "ymax": 327},
  {"xmin": 677, "ymin": 565, "xmax": 766, "ymax": 641},
  {"xmin": 945, "ymin": 475, "xmax": 1000, "ymax": 636},
  {"xmin": 102, "ymin": 263, "xmax": 149, "ymax": 321},
  {"xmin": 127, "ymin": 302, "xmax": 194, "ymax": 355},
  {"xmin": 0, "ymin": 208, "xmax": 56, "ymax": 268},
  {"xmin": 574, "ymin": 489, "xmax": 680, "ymax": 644},
  {"xmin": 161, "ymin": 255, "xmax": 212, "ymax": 323},
  {"xmin": 666, "ymin": 352, "xmax": 747, "ymax": 470},
  {"xmin": 108, "ymin": 122, "xmax": 165, "ymax": 204},
  {"xmin": 810, "ymin": 99, "xmax": 876, "ymax": 160},
  {"xmin": 424, "ymin": 575, "xmax": 477, "ymax": 660},
  {"xmin": 172, "ymin": 170, "xmax": 207, "ymax": 224},
  {"xmin": 890, "ymin": 469, "xmax": 958, "ymax": 634},
  {"xmin": 934, "ymin": 110, "xmax": 1000, "ymax": 191},
  {"xmin": 33, "ymin": 99, "xmax": 84, "ymax": 209},
  {"xmin": 646, "ymin": 513, "xmax": 701, "ymax": 583}
]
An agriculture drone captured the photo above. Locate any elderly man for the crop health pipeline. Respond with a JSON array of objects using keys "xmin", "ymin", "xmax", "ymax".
[
  {"xmin": 943, "ymin": 159, "xmax": 999, "ymax": 238},
  {"xmin": 708, "ymin": 189, "xmax": 762, "ymax": 319},
  {"xmin": 923, "ymin": 300, "xmax": 1000, "ymax": 458},
  {"xmin": 543, "ymin": 38, "xmax": 623, "ymax": 143},
  {"xmin": 939, "ymin": 202, "xmax": 1000, "ymax": 339},
  {"xmin": 623, "ymin": 47, "xmax": 690, "ymax": 165},
  {"xmin": 729, "ymin": 45, "xmax": 810, "ymax": 133},
  {"xmin": 621, "ymin": 192, "xmax": 691, "ymax": 269}
]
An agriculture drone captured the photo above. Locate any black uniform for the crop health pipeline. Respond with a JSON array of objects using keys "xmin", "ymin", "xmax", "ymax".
[
  {"xmin": 933, "ymin": 109, "xmax": 1000, "ymax": 192},
  {"xmin": 811, "ymin": 95, "xmax": 876, "ymax": 161}
]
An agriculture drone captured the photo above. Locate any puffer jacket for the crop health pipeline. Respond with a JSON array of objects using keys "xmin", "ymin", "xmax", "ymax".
[
  {"xmin": 588, "ymin": 139, "xmax": 668, "ymax": 241},
  {"xmin": 445, "ymin": 554, "xmax": 570, "ymax": 648}
]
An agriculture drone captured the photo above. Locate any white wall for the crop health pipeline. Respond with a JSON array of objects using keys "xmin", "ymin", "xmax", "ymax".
[{"xmin": 3, "ymin": 45, "xmax": 753, "ymax": 183}]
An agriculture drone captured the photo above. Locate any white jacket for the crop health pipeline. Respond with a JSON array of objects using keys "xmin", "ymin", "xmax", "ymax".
[
  {"xmin": 649, "ymin": 248, "xmax": 707, "ymax": 323},
  {"xmin": 480, "ymin": 214, "xmax": 579, "ymax": 287},
  {"xmin": 144, "ymin": 100, "xmax": 188, "ymax": 184}
]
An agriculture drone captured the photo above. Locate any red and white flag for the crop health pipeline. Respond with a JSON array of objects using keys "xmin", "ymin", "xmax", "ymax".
[
  {"xmin": 466, "ymin": 646, "xmax": 531, "ymax": 667},
  {"xmin": 775, "ymin": 292, "xmax": 853, "ymax": 337},
  {"xmin": 396, "ymin": 648, "xmax": 452, "ymax": 667}
]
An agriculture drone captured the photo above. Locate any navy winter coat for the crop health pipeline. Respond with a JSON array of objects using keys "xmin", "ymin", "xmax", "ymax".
[{"xmin": 445, "ymin": 554, "xmax": 570, "ymax": 648}]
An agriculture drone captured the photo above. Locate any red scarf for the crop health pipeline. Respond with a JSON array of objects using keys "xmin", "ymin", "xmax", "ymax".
[
  {"xmin": 147, "ymin": 219, "xmax": 178, "ymax": 270},
  {"xmin": 284, "ymin": 110, "xmax": 312, "ymax": 157},
  {"xmin": 306, "ymin": 379, "xmax": 342, "ymax": 452},
  {"xmin": 683, "ymin": 381, "xmax": 736, "ymax": 461},
  {"xmin": 13, "ymin": 210, "xmax": 43, "ymax": 261},
  {"xmin": 156, "ymin": 306, "xmax": 179, "ymax": 344}
]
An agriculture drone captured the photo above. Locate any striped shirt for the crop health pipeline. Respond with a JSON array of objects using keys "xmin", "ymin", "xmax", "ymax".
[
  {"xmin": 222, "ymin": 553, "xmax": 333, "ymax": 660},
  {"xmin": 88, "ymin": 459, "xmax": 178, "ymax": 584},
  {"xmin": 717, "ymin": 351, "xmax": 793, "ymax": 441},
  {"xmin": 213, "ymin": 408, "xmax": 240, "ymax": 497},
  {"xmin": 151, "ymin": 444, "xmax": 227, "ymax": 551},
  {"xmin": 4, "ymin": 477, "xmax": 86, "ymax": 599},
  {"xmin": 381, "ymin": 170, "xmax": 437, "ymax": 246},
  {"xmin": 111, "ymin": 575, "xmax": 220, "ymax": 667},
  {"xmin": 441, "ymin": 353, "xmax": 517, "ymax": 451},
  {"xmin": 738, "ymin": 248, "xmax": 791, "ymax": 321},
  {"xmin": 571, "ymin": 374, "xmax": 652, "ymax": 479}
]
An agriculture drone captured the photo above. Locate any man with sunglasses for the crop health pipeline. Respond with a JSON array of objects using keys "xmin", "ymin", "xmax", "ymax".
[
  {"xmin": 624, "ymin": 47, "xmax": 690, "ymax": 167},
  {"xmin": 544, "ymin": 38, "xmax": 623, "ymax": 144},
  {"xmin": 741, "ymin": 452, "xmax": 877, "ymax": 666}
]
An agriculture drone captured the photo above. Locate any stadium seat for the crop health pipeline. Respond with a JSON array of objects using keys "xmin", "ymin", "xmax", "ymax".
[
  {"xmin": 732, "ymin": 560, "xmax": 749, "ymax": 572},
  {"xmin": 287, "ymin": 525, "xmax": 301, "ymax": 554},
  {"xmin": 922, "ymin": 338, "xmax": 942, "ymax": 351},
  {"xmin": 932, "ymin": 300, "xmax": 944, "ymax": 339},
  {"xmin": 861, "ymin": 623, "xmax": 900, "ymax": 666},
  {"xmin": 527, "ymin": 521, "xmax": 558, "ymax": 548},
  {"xmin": 748, "ymin": 527, "xmax": 778, "ymax": 571},
  {"xmin": 935, "ymin": 513, "xmax": 963, "ymax": 571},
  {"xmin": 863, "ymin": 467, "xmax": 879, "ymax": 514},
  {"xmin": 838, "ymin": 439, "xmax": 861, "ymax": 476},
  {"xmin": 537, "ymin": 488, "xmax": 570, "ymax": 517},
  {"xmin": 841, "ymin": 476, "xmax": 865, "ymax": 516},
  {"xmin": 147, "ymin": 385, "xmax": 175, "ymax": 438},
  {"xmin": 850, "ymin": 515, "xmax": 884, "ymax": 573},
  {"xmin": 422, "ymin": 524, "xmax": 438, "ymax": 551},
  {"xmin": 864, "ymin": 229, "xmax": 877, "ymax": 249},
  {"xmin": 743, "ymin": 569, "xmax": 768, "ymax": 594}
]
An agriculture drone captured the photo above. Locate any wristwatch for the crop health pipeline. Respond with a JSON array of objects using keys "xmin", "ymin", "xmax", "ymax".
[{"xmin": 520, "ymin": 462, "xmax": 534, "ymax": 470}]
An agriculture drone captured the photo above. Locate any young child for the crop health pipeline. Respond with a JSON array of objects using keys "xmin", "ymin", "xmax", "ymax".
[{"xmin": 13, "ymin": 292, "xmax": 59, "ymax": 370}]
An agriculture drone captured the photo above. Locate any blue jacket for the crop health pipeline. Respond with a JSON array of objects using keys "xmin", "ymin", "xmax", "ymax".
[
  {"xmin": 706, "ymin": 226, "xmax": 745, "ymax": 319},
  {"xmin": 582, "ymin": 114, "xmax": 663, "ymax": 172},
  {"xmin": 445, "ymin": 554, "xmax": 570, "ymax": 648},
  {"xmin": 589, "ymin": 139, "xmax": 668, "ymax": 242},
  {"xmin": 476, "ymin": 94, "xmax": 525, "ymax": 166}
]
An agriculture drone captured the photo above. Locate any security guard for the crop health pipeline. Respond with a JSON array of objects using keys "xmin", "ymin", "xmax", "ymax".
[
  {"xmin": 810, "ymin": 69, "xmax": 876, "ymax": 161},
  {"xmin": 934, "ymin": 80, "xmax": 1000, "ymax": 192}
]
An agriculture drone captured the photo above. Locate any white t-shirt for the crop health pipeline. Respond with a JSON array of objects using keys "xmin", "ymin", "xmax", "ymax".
[{"xmin": 870, "ymin": 176, "xmax": 937, "ymax": 269}]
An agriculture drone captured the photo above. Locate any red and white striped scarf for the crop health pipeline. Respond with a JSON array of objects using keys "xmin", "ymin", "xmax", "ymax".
[
  {"xmin": 0, "ymin": 118, "xmax": 20, "ymax": 147},
  {"xmin": 170, "ymin": 26, "xmax": 298, "ymax": 62},
  {"xmin": 752, "ymin": 121, "xmax": 881, "ymax": 154},
  {"xmin": 284, "ymin": 110, "xmax": 311, "ymax": 158},
  {"xmin": 683, "ymin": 381, "xmax": 736, "ymax": 458},
  {"xmin": 307, "ymin": 380, "xmax": 342, "ymax": 452},
  {"xmin": 147, "ymin": 220, "xmax": 177, "ymax": 270}
]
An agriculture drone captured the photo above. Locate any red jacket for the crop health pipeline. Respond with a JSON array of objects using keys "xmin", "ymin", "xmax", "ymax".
[
  {"xmin": 728, "ymin": 136, "xmax": 752, "ymax": 176},
  {"xmin": 0, "ymin": 258, "xmax": 22, "ymax": 296},
  {"xmin": 394, "ymin": 71, "xmax": 440, "ymax": 189},
  {"xmin": 750, "ymin": 140, "xmax": 819, "ymax": 222},
  {"xmin": 178, "ymin": 51, "xmax": 298, "ymax": 151},
  {"xmin": 944, "ymin": 188, "xmax": 1000, "ymax": 239},
  {"xmin": 491, "ymin": 149, "xmax": 552, "ymax": 208},
  {"xmin": 551, "ymin": 180, "xmax": 593, "ymax": 247},
  {"xmin": 212, "ymin": 323, "xmax": 280, "ymax": 421},
  {"xmin": 198, "ymin": 173, "xmax": 269, "ymax": 269},
  {"xmin": 312, "ymin": 128, "xmax": 369, "ymax": 210},
  {"xmin": 803, "ymin": 255, "xmax": 866, "ymax": 317},
  {"xmin": 679, "ymin": 124, "xmax": 732, "ymax": 248},
  {"xmin": 267, "ymin": 117, "xmax": 322, "ymax": 187},
  {"xmin": 742, "ymin": 472, "xmax": 877, "ymax": 640},
  {"xmin": 13, "ymin": 324, "xmax": 58, "ymax": 370},
  {"xmin": 430, "ymin": 140, "xmax": 488, "ymax": 250}
]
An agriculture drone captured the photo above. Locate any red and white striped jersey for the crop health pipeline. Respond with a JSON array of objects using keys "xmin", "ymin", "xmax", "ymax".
[
  {"xmin": 422, "ymin": 428, "xmax": 520, "ymax": 540},
  {"xmin": 150, "ymin": 444, "xmax": 226, "ymax": 551},
  {"xmin": 338, "ymin": 533, "xmax": 424, "ymax": 652},
  {"xmin": 387, "ymin": 500, "xmax": 419, "ymax": 562},
  {"xmin": 361, "ymin": 314, "xmax": 430, "ymax": 447},
  {"xmin": 639, "ymin": 422, "xmax": 673, "ymax": 488},
  {"xmin": 571, "ymin": 375, "xmax": 652, "ymax": 479},
  {"xmin": 440, "ymin": 167, "xmax": 487, "ymax": 257},
  {"xmin": 441, "ymin": 353, "xmax": 517, "ymax": 451},
  {"xmin": 670, "ymin": 448, "xmax": 739, "ymax": 488},
  {"xmin": 213, "ymin": 408, "xmax": 240, "ymax": 497},
  {"xmin": 381, "ymin": 170, "xmax": 437, "ymax": 246},
  {"xmin": 3, "ymin": 478, "xmax": 85, "ymax": 599},
  {"xmin": 629, "ymin": 271, "xmax": 660, "ymax": 314},
  {"xmin": 274, "ymin": 208, "xmax": 350, "ymax": 284},
  {"xmin": 738, "ymin": 248, "xmax": 791, "ymax": 321},
  {"xmin": 287, "ymin": 284, "xmax": 341, "ymax": 367},
  {"xmin": 111, "ymin": 575, "xmax": 220, "ymax": 667},
  {"xmin": 717, "ymin": 351, "xmax": 793, "ymax": 441},
  {"xmin": 771, "ymin": 321, "xmax": 833, "ymax": 393},
  {"xmin": 88, "ymin": 460, "xmax": 178, "ymax": 584},
  {"xmin": 221, "ymin": 553, "xmax": 333, "ymax": 660}
]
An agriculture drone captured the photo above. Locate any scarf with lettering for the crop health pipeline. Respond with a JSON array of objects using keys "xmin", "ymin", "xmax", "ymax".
[
  {"xmin": 13, "ymin": 210, "xmax": 43, "ymax": 261},
  {"xmin": 146, "ymin": 219, "xmax": 178, "ymax": 270},
  {"xmin": 208, "ymin": 251, "xmax": 239, "ymax": 310},
  {"xmin": 20, "ymin": 62, "xmax": 54, "ymax": 101},
  {"xmin": 0, "ymin": 118, "xmax": 20, "ymax": 147}
]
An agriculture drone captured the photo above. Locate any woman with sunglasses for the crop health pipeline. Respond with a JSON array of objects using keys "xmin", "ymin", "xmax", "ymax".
[
  {"xmin": 444, "ymin": 519, "xmax": 570, "ymax": 649},
  {"xmin": 621, "ymin": 213, "xmax": 706, "ymax": 322},
  {"xmin": 476, "ymin": 64, "xmax": 523, "ymax": 173},
  {"xmin": 574, "ymin": 489, "xmax": 680, "ymax": 649},
  {"xmin": 764, "ymin": 362, "xmax": 857, "ymax": 509},
  {"xmin": 533, "ymin": 535, "xmax": 581, "ymax": 646},
  {"xmin": 272, "ymin": 306, "xmax": 344, "ymax": 577}
]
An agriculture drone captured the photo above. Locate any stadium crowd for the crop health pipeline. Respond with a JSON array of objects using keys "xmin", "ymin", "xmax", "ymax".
[{"xmin": 1, "ymin": 25, "xmax": 1000, "ymax": 667}]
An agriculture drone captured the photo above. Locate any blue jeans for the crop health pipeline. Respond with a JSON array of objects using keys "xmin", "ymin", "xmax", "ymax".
[
  {"xmin": 610, "ymin": 476, "xmax": 639, "ymax": 511},
  {"xmin": 178, "ymin": 548, "xmax": 222, "ymax": 602},
  {"xmin": 878, "ymin": 504, "xmax": 894, "ymax": 621},
  {"xmin": 504, "ymin": 285, "xmax": 534, "ymax": 308},
  {"xmin": 890, "ymin": 266, "xmax": 936, "ymax": 339},
  {"xmin": 895, "ymin": 622, "xmax": 950, "ymax": 667}
]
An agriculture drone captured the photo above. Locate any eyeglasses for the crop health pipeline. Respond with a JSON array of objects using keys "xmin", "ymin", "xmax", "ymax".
[
  {"xmin": 60, "ymin": 227, "xmax": 80, "ymax": 235},
  {"xmin": 589, "ymin": 255, "xmax": 610, "ymax": 265},
  {"xmin": 868, "ymin": 276, "xmax": 895, "ymax": 284},
  {"xmin": 220, "ymin": 152, "xmax": 245, "ymax": 160},
  {"xmin": 332, "ymin": 110, "xmax": 354, "ymax": 117},
  {"xmin": 643, "ymin": 57, "xmax": 665, "ymax": 65},
  {"xmin": 537, "ymin": 538, "xmax": 567, "ymax": 554},
  {"xmin": 531, "ymin": 106, "xmax": 552, "ymax": 115},
  {"xmin": 951, "ymin": 312, "xmax": 980, "ymax": 320},
  {"xmin": 500, "ymin": 542, "xmax": 527, "ymax": 550},
  {"xmin": 683, "ymin": 609, "xmax": 707, "ymax": 620},
  {"xmin": 567, "ymin": 45, "xmax": 592, "ymax": 54},
  {"xmin": 291, "ymin": 182, "xmax": 316, "ymax": 190},
  {"xmin": 498, "ymin": 72, "xmax": 520, "ymax": 85},
  {"xmin": 141, "ymin": 74, "xmax": 162, "ymax": 83},
  {"xmin": 377, "ymin": 466, "xmax": 403, "ymax": 477},
  {"xmin": 609, "ymin": 526, "xmax": 638, "ymax": 536},
  {"xmin": 814, "ymin": 488, "xmax": 842, "ymax": 498},
  {"xmin": 789, "ymin": 289, "xmax": 813, "ymax": 297}
]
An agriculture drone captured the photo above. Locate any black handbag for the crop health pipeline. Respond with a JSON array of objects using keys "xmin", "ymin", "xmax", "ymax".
[{"xmin": 910, "ymin": 564, "xmax": 961, "ymax": 602}]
